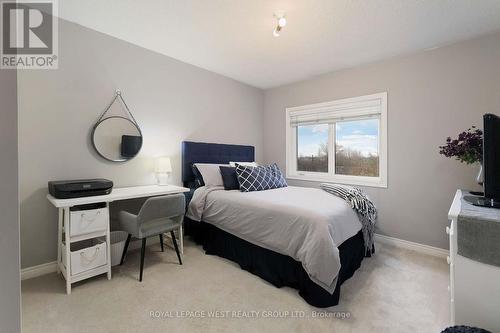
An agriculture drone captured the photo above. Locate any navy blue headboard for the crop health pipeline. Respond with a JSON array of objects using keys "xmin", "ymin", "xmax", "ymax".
[{"xmin": 182, "ymin": 141, "xmax": 255, "ymax": 187}]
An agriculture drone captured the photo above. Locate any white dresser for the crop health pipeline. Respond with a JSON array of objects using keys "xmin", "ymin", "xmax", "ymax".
[{"xmin": 447, "ymin": 190, "xmax": 500, "ymax": 332}]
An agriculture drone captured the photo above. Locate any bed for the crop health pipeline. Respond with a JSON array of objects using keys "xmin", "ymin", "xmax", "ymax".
[{"xmin": 182, "ymin": 141, "xmax": 366, "ymax": 307}]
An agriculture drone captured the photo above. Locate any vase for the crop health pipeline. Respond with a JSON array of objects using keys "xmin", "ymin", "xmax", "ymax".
[{"xmin": 476, "ymin": 163, "xmax": 484, "ymax": 186}]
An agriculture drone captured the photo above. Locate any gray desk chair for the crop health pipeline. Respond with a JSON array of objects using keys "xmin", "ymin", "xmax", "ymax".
[{"xmin": 118, "ymin": 194, "xmax": 185, "ymax": 281}]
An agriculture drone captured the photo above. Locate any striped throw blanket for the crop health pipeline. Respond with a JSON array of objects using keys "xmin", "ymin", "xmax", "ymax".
[{"xmin": 320, "ymin": 183, "xmax": 377, "ymax": 256}]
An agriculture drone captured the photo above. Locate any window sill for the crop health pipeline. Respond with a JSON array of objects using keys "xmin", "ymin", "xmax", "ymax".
[{"xmin": 286, "ymin": 173, "xmax": 387, "ymax": 189}]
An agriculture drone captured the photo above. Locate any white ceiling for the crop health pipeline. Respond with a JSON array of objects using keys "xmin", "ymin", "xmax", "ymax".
[{"xmin": 59, "ymin": 0, "xmax": 500, "ymax": 89}]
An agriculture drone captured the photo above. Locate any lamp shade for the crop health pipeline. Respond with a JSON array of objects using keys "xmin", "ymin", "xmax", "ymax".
[{"xmin": 156, "ymin": 157, "xmax": 172, "ymax": 173}]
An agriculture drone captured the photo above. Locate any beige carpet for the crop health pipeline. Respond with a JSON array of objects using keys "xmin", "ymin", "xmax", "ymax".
[{"xmin": 22, "ymin": 239, "xmax": 450, "ymax": 333}]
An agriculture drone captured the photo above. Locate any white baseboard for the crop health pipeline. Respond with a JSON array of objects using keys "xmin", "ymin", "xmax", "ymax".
[
  {"xmin": 374, "ymin": 233, "xmax": 448, "ymax": 259},
  {"xmin": 21, "ymin": 261, "xmax": 57, "ymax": 281},
  {"xmin": 21, "ymin": 238, "xmax": 159, "ymax": 281}
]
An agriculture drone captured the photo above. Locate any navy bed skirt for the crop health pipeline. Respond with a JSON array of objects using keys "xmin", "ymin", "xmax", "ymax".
[{"xmin": 184, "ymin": 218, "xmax": 365, "ymax": 308}]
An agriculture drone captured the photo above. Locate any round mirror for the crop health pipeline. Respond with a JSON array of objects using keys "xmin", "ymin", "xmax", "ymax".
[{"xmin": 92, "ymin": 116, "xmax": 143, "ymax": 162}]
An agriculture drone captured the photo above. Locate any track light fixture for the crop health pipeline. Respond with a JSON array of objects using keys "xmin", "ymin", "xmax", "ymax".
[{"xmin": 273, "ymin": 12, "xmax": 287, "ymax": 37}]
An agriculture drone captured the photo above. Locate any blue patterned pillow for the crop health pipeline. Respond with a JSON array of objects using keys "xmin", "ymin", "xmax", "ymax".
[
  {"xmin": 235, "ymin": 163, "xmax": 287, "ymax": 192},
  {"xmin": 270, "ymin": 163, "xmax": 287, "ymax": 187}
]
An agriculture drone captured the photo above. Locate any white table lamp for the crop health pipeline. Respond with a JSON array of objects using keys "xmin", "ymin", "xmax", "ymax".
[{"xmin": 156, "ymin": 157, "xmax": 172, "ymax": 185}]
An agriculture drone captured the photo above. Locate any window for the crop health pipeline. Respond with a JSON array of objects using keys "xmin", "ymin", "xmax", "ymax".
[
  {"xmin": 286, "ymin": 92, "xmax": 387, "ymax": 187},
  {"xmin": 297, "ymin": 124, "xmax": 329, "ymax": 173},
  {"xmin": 335, "ymin": 118, "xmax": 379, "ymax": 177}
]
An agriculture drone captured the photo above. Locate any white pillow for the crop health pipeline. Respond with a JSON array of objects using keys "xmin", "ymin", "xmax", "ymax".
[
  {"xmin": 229, "ymin": 161, "xmax": 258, "ymax": 167},
  {"xmin": 193, "ymin": 163, "xmax": 227, "ymax": 186}
]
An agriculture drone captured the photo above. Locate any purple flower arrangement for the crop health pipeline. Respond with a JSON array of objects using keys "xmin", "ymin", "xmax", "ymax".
[{"xmin": 439, "ymin": 126, "xmax": 483, "ymax": 164}]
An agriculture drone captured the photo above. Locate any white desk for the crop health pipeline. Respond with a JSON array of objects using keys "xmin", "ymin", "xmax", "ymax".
[{"xmin": 47, "ymin": 184, "xmax": 190, "ymax": 294}]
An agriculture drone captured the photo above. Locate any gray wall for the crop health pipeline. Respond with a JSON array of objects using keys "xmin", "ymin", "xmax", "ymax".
[
  {"xmin": 18, "ymin": 19, "xmax": 264, "ymax": 268},
  {"xmin": 0, "ymin": 69, "xmax": 21, "ymax": 331},
  {"xmin": 263, "ymin": 32, "xmax": 500, "ymax": 250},
  {"xmin": 18, "ymin": 17, "xmax": 500, "ymax": 268}
]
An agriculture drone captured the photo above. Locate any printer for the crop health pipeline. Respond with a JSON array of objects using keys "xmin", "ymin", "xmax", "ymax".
[{"xmin": 48, "ymin": 179, "xmax": 114, "ymax": 199}]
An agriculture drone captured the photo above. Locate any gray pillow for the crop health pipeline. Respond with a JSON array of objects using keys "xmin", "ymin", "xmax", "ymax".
[{"xmin": 193, "ymin": 163, "xmax": 227, "ymax": 186}]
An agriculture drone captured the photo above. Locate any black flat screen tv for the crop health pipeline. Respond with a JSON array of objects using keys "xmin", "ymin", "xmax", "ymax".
[
  {"xmin": 465, "ymin": 113, "xmax": 500, "ymax": 208},
  {"xmin": 483, "ymin": 114, "xmax": 500, "ymax": 201}
]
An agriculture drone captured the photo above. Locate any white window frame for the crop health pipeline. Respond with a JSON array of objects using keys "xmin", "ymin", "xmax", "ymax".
[{"xmin": 285, "ymin": 92, "xmax": 387, "ymax": 188}]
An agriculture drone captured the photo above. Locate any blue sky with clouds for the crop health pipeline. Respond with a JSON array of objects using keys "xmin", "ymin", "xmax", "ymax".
[
  {"xmin": 297, "ymin": 119, "xmax": 379, "ymax": 157},
  {"xmin": 297, "ymin": 124, "xmax": 329, "ymax": 157}
]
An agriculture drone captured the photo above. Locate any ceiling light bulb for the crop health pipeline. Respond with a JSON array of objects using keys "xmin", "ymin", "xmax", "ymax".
[
  {"xmin": 278, "ymin": 17, "xmax": 287, "ymax": 27},
  {"xmin": 273, "ymin": 28, "xmax": 280, "ymax": 37}
]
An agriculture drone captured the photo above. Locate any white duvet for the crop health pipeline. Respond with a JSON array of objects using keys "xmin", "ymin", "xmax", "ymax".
[{"xmin": 186, "ymin": 185, "xmax": 362, "ymax": 293}]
